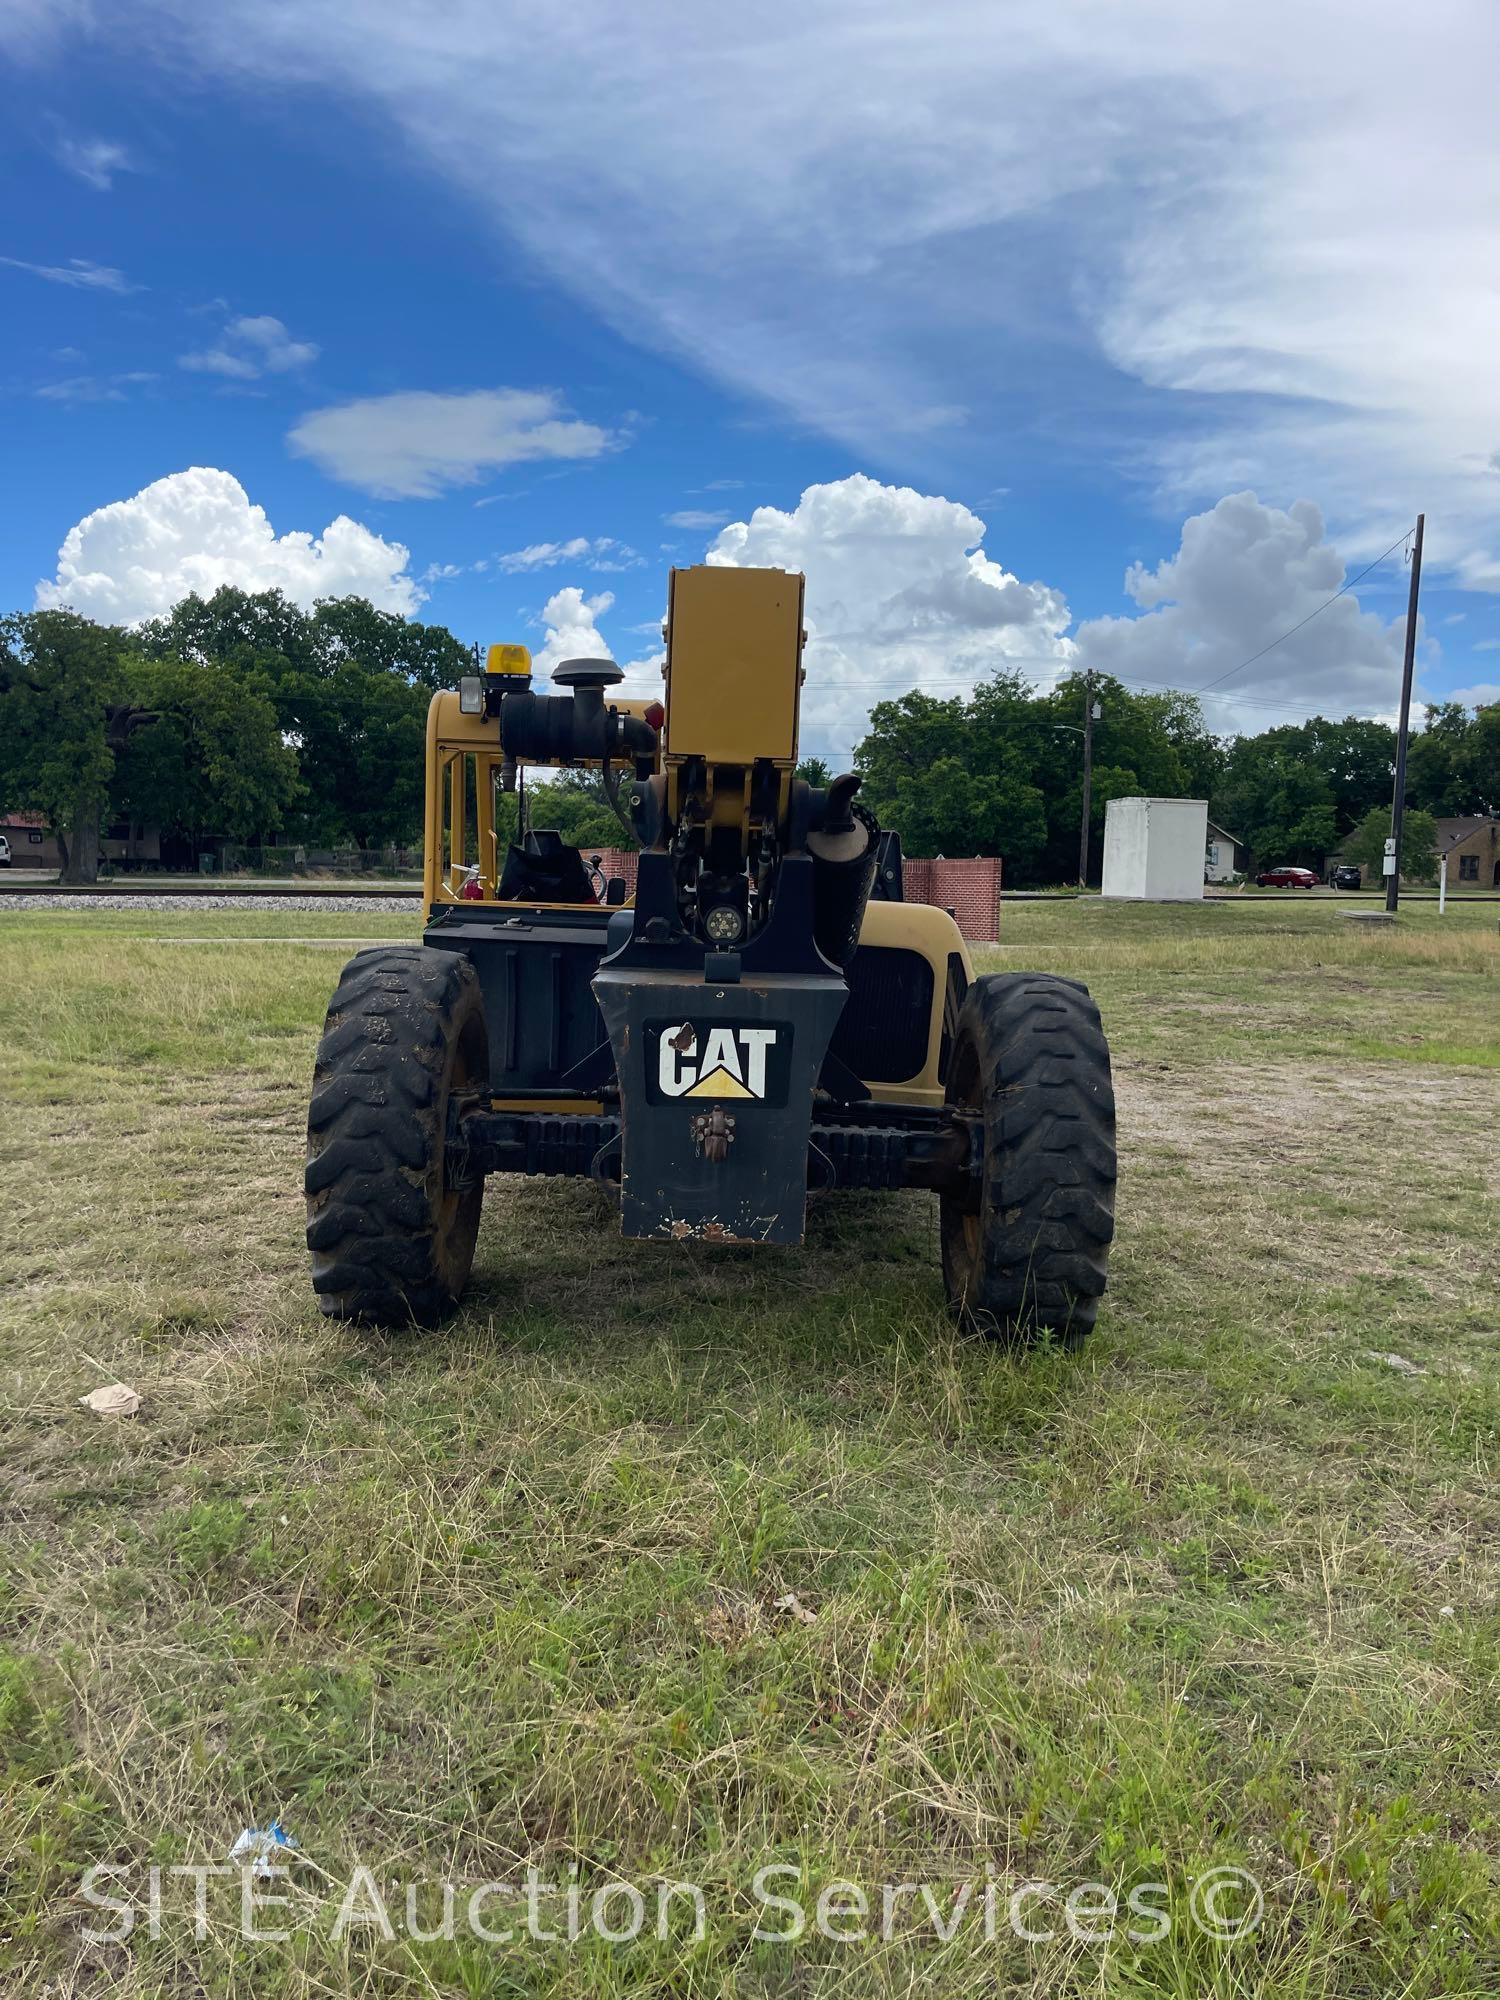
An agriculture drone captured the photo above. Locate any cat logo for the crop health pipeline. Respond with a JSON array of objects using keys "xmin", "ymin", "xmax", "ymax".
[{"xmin": 658, "ymin": 1023, "xmax": 778, "ymax": 1101}]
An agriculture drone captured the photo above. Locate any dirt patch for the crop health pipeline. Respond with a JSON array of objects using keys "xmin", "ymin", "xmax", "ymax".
[
  {"xmin": 1115, "ymin": 1056, "xmax": 1500, "ymax": 1300},
  {"xmin": 1118, "ymin": 1053, "xmax": 1500, "ymax": 1153}
]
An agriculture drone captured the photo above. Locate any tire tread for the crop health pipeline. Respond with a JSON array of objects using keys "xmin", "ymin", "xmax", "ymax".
[
  {"xmin": 942, "ymin": 971, "xmax": 1117, "ymax": 1345},
  {"xmin": 304, "ymin": 946, "xmax": 485, "ymax": 1325}
]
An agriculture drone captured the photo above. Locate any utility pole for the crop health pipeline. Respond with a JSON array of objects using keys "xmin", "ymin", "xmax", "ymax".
[
  {"xmin": 1078, "ymin": 675, "xmax": 1097, "ymax": 888},
  {"xmin": 1386, "ymin": 513, "xmax": 1425, "ymax": 914}
]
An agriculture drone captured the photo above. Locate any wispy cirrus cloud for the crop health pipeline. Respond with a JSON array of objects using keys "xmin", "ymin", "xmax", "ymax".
[
  {"xmin": 8, "ymin": 1, "xmax": 1500, "ymax": 581},
  {"xmin": 35, "ymin": 369, "xmax": 157, "ymax": 403},
  {"xmin": 0, "ymin": 255, "xmax": 137, "ymax": 292},
  {"xmin": 497, "ymin": 536, "xmax": 642, "ymax": 573},
  {"xmin": 53, "ymin": 133, "xmax": 137, "ymax": 191},
  {"xmin": 664, "ymin": 509, "xmax": 730, "ymax": 531}
]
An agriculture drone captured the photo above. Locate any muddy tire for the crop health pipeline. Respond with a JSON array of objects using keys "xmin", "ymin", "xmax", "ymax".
[
  {"xmin": 305, "ymin": 946, "xmax": 488, "ymax": 1325},
  {"xmin": 940, "ymin": 972, "xmax": 1116, "ymax": 1347}
]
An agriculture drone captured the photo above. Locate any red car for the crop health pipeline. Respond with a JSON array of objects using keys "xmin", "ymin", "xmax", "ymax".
[{"xmin": 1255, "ymin": 865, "xmax": 1320, "ymax": 889}]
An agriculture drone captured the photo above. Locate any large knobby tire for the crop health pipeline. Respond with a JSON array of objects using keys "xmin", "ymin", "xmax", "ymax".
[
  {"xmin": 941, "ymin": 972, "xmax": 1116, "ymax": 1347},
  {"xmin": 305, "ymin": 946, "xmax": 488, "ymax": 1325}
]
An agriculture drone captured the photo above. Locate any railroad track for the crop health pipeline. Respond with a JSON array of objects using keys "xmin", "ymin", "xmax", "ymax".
[
  {"xmin": 4, "ymin": 878, "xmax": 1496, "ymax": 905},
  {"xmin": 1, "ymin": 878, "xmax": 422, "ymax": 898}
]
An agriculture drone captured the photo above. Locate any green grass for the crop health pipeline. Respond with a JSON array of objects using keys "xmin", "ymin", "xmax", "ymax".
[{"xmin": 1, "ymin": 898, "xmax": 1496, "ymax": 1997}]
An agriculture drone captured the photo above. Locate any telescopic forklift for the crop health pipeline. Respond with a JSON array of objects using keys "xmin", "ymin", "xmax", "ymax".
[{"xmin": 306, "ymin": 565, "xmax": 1116, "ymax": 1342}]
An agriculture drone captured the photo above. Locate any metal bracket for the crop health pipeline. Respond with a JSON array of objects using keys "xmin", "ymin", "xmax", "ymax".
[{"xmin": 690, "ymin": 1106, "xmax": 737, "ymax": 1162}]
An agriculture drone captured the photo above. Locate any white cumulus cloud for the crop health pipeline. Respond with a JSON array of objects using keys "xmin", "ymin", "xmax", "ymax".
[
  {"xmin": 516, "ymin": 476, "xmax": 1422, "ymax": 746},
  {"xmin": 1074, "ymin": 492, "xmax": 1412, "ymax": 730},
  {"xmin": 35, "ymin": 466, "xmax": 421, "ymax": 624},
  {"xmin": 707, "ymin": 474, "xmax": 1073, "ymax": 763},
  {"xmin": 180, "ymin": 313, "xmax": 319, "ymax": 380},
  {"xmin": 532, "ymin": 587, "xmax": 617, "ymax": 678},
  {"xmin": 287, "ymin": 388, "xmax": 614, "ymax": 499}
]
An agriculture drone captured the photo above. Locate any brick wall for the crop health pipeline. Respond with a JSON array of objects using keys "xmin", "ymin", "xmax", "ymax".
[
  {"xmin": 588, "ymin": 847, "xmax": 640, "ymax": 897},
  {"xmin": 900, "ymin": 858, "xmax": 1002, "ymax": 942},
  {"xmin": 584, "ymin": 849, "xmax": 1002, "ymax": 941}
]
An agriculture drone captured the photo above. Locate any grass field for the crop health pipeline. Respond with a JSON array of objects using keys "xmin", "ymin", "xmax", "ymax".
[{"xmin": 1, "ymin": 897, "xmax": 1496, "ymax": 1997}]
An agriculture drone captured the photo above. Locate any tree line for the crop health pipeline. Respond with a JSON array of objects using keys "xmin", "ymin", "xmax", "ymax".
[
  {"xmin": 0, "ymin": 590, "xmax": 470, "ymax": 880},
  {"xmin": 852, "ymin": 671, "xmax": 1499, "ymax": 885},
  {"xmin": 2, "ymin": 589, "xmax": 1496, "ymax": 885}
]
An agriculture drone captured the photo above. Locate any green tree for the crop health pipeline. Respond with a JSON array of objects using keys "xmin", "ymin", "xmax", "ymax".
[
  {"xmin": 0, "ymin": 611, "xmax": 156, "ymax": 882},
  {"xmin": 496, "ymin": 772, "xmax": 632, "ymax": 855},
  {"xmin": 312, "ymin": 597, "xmax": 472, "ymax": 691},
  {"xmin": 855, "ymin": 688, "xmax": 1050, "ymax": 866},
  {"xmin": 795, "ymin": 756, "xmax": 832, "ymax": 785},
  {"xmin": 1473, "ymin": 704, "xmax": 1500, "ymax": 815},
  {"xmin": 111, "ymin": 654, "xmax": 301, "ymax": 851},
  {"xmin": 1228, "ymin": 717, "xmax": 1393, "ymax": 838},
  {"xmin": 1213, "ymin": 739, "xmax": 1338, "ymax": 869},
  {"xmin": 853, "ymin": 671, "xmax": 1219, "ymax": 884},
  {"xmin": 138, "ymin": 586, "xmax": 468, "ymax": 846},
  {"xmin": 1308, "ymin": 716, "xmax": 1396, "ymax": 830},
  {"xmin": 1408, "ymin": 701, "xmax": 1484, "ymax": 817},
  {"xmin": 1345, "ymin": 805, "xmax": 1439, "ymax": 885}
]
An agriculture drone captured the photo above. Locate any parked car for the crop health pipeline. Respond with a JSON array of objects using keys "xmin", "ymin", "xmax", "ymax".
[
  {"xmin": 1255, "ymin": 864, "xmax": 1320, "ymax": 889},
  {"xmin": 0, "ymin": 834, "xmax": 10, "ymax": 868},
  {"xmin": 1328, "ymin": 863, "xmax": 1362, "ymax": 891}
]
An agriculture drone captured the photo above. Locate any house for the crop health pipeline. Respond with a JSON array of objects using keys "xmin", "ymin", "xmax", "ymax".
[
  {"xmin": 1, "ymin": 812, "xmax": 61, "ymax": 868},
  {"xmin": 1204, "ymin": 820, "xmax": 1245, "ymax": 883},
  {"xmin": 1434, "ymin": 815, "xmax": 1500, "ymax": 890},
  {"xmin": 101, "ymin": 819, "xmax": 162, "ymax": 867},
  {"xmin": 0, "ymin": 814, "xmax": 161, "ymax": 872}
]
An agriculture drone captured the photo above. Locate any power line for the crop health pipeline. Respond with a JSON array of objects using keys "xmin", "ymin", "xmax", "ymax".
[{"xmin": 1190, "ymin": 527, "xmax": 1414, "ymax": 694}]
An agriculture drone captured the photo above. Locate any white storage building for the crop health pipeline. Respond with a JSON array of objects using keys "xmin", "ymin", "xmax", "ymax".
[{"xmin": 1101, "ymin": 797, "xmax": 1207, "ymax": 902}]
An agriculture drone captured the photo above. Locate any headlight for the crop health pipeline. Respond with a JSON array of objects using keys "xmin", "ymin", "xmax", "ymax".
[
  {"xmin": 704, "ymin": 904, "xmax": 744, "ymax": 944},
  {"xmin": 458, "ymin": 675, "xmax": 484, "ymax": 715}
]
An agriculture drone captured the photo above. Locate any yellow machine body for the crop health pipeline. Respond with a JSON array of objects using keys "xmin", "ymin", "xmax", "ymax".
[
  {"xmin": 658, "ymin": 566, "xmax": 806, "ymax": 847},
  {"xmin": 421, "ymin": 685, "xmax": 657, "ymax": 911},
  {"xmin": 663, "ymin": 565, "xmax": 803, "ymax": 764},
  {"xmin": 419, "ymin": 565, "xmax": 970, "ymax": 1116},
  {"xmin": 309, "ymin": 560, "xmax": 1114, "ymax": 1342}
]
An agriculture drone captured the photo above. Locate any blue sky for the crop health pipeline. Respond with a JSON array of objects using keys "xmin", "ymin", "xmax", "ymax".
[{"xmin": 3, "ymin": 0, "xmax": 1497, "ymax": 761}]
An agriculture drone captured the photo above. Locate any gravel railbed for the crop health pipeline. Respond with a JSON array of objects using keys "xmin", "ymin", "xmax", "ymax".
[{"xmin": 0, "ymin": 892, "xmax": 422, "ymax": 914}]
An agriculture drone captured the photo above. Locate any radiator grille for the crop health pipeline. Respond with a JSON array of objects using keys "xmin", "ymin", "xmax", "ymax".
[{"xmin": 830, "ymin": 945, "xmax": 934, "ymax": 1083}]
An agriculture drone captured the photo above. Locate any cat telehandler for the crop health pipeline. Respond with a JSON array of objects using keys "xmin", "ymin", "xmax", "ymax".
[{"xmin": 305, "ymin": 565, "xmax": 1116, "ymax": 1341}]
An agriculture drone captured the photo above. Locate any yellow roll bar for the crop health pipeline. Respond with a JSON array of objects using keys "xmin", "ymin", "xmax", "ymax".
[{"xmin": 422, "ymin": 687, "xmax": 657, "ymax": 916}]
